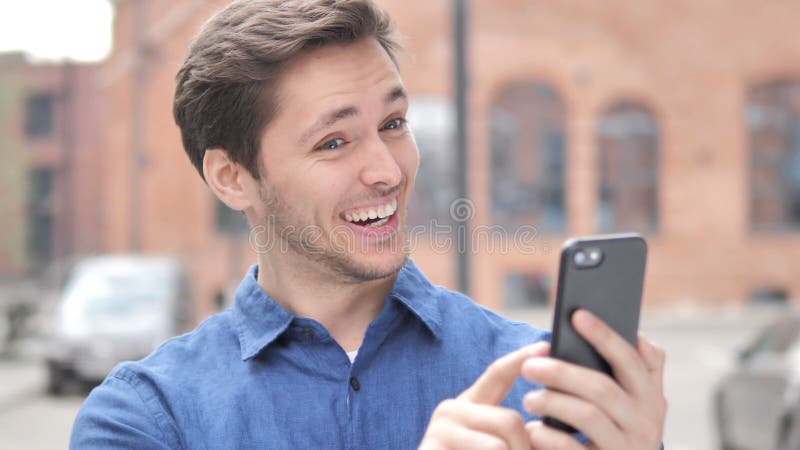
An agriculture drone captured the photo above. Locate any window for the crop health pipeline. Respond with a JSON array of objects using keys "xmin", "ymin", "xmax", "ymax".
[
  {"xmin": 597, "ymin": 102, "xmax": 659, "ymax": 233},
  {"xmin": 748, "ymin": 79, "xmax": 800, "ymax": 231},
  {"xmin": 214, "ymin": 198, "xmax": 249, "ymax": 235},
  {"xmin": 490, "ymin": 82, "xmax": 566, "ymax": 233},
  {"xmin": 25, "ymin": 93, "xmax": 54, "ymax": 138},
  {"xmin": 28, "ymin": 168, "xmax": 54, "ymax": 268},
  {"xmin": 406, "ymin": 97, "xmax": 457, "ymax": 227}
]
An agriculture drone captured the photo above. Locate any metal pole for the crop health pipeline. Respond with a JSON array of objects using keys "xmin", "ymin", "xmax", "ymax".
[
  {"xmin": 60, "ymin": 62, "xmax": 75, "ymax": 261},
  {"xmin": 129, "ymin": 0, "xmax": 147, "ymax": 251},
  {"xmin": 453, "ymin": 0, "xmax": 470, "ymax": 295}
]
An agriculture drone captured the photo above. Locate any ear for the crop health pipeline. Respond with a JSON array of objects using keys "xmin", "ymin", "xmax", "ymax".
[{"xmin": 203, "ymin": 148, "xmax": 253, "ymax": 211}]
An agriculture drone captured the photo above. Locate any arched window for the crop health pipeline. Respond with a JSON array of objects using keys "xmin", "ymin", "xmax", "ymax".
[
  {"xmin": 597, "ymin": 102, "xmax": 659, "ymax": 232},
  {"xmin": 748, "ymin": 80, "xmax": 800, "ymax": 231},
  {"xmin": 490, "ymin": 82, "xmax": 566, "ymax": 232}
]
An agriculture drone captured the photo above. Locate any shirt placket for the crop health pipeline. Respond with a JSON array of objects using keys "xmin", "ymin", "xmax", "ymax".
[{"xmin": 291, "ymin": 319, "xmax": 355, "ymax": 450}]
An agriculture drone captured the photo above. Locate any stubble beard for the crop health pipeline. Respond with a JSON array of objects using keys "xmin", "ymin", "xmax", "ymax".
[{"xmin": 257, "ymin": 183, "xmax": 409, "ymax": 283}]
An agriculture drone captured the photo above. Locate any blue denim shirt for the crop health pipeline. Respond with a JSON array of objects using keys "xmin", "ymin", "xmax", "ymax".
[{"xmin": 71, "ymin": 259, "xmax": 549, "ymax": 449}]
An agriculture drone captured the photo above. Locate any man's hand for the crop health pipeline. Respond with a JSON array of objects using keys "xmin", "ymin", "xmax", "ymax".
[
  {"xmin": 521, "ymin": 310, "xmax": 667, "ymax": 449},
  {"xmin": 419, "ymin": 342, "xmax": 549, "ymax": 450}
]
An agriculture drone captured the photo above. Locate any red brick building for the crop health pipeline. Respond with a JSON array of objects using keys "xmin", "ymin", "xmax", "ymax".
[
  {"xmin": 0, "ymin": 53, "xmax": 104, "ymax": 278},
  {"xmin": 10, "ymin": 0, "xmax": 800, "ymax": 318}
]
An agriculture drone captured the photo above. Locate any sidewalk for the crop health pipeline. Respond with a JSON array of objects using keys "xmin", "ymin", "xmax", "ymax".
[
  {"xmin": 0, "ymin": 357, "xmax": 45, "ymax": 415},
  {"xmin": 502, "ymin": 302, "xmax": 794, "ymax": 331}
]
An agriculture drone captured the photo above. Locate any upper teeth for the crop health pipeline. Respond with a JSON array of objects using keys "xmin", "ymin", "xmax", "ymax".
[{"xmin": 345, "ymin": 199, "xmax": 397, "ymax": 223}]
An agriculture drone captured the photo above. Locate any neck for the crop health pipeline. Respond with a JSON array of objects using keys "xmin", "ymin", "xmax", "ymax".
[{"xmin": 255, "ymin": 251, "xmax": 398, "ymax": 352}]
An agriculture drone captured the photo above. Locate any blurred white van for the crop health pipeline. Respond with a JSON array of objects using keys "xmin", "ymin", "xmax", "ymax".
[{"xmin": 45, "ymin": 255, "xmax": 193, "ymax": 394}]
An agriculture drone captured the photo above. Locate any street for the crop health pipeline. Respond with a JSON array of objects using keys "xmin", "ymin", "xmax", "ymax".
[
  {"xmin": 0, "ymin": 357, "xmax": 84, "ymax": 449},
  {"xmin": 0, "ymin": 306, "xmax": 779, "ymax": 449}
]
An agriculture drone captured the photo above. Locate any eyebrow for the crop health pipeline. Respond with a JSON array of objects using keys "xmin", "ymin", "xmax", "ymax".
[
  {"xmin": 385, "ymin": 85, "xmax": 407, "ymax": 104},
  {"xmin": 298, "ymin": 85, "xmax": 408, "ymax": 146}
]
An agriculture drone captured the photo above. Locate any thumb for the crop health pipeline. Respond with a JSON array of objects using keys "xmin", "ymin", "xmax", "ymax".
[{"xmin": 460, "ymin": 341, "xmax": 550, "ymax": 405}]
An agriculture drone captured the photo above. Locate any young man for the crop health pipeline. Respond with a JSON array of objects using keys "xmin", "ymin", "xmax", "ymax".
[{"xmin": 71, "ymin": 1, "xmax": 666, "ymax": 448}]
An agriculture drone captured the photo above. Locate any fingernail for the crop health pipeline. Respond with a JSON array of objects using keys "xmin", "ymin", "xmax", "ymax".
[
  {"xmin": 524, "ymin": 341, "xmax": 549, "ymax": 355},
  {"xmin": 523, "ymin": 357, "xmax": 552, "ymax": 375},
  {"xmin": 524, "ymin": 390, "xmax": 544, "ymax": 401},
  {"xmin": 523, "ymin": 390, "xmax": 544, "ymax": 409},
  {"xmin": 573, "ymin": 309, "xmax": 596, "ymax": 328}
]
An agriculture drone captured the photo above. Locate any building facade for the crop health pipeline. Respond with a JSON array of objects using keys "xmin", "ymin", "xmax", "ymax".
[
  {"xmin": 9, "ymin": 0, "xmax": 798, "ymax": 319},
  {"xmin": 0, "ymin": 53, "xmax": 104, "ymax": 278}
]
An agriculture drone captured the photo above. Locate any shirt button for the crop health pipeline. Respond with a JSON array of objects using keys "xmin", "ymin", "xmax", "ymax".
[
  {"xmin": 349, "ymin": 377, "xmax": 361, "ymax": 391},
  {"xmin": 302, "ymin": 328, "xmax": 313, "ymax": 340}
]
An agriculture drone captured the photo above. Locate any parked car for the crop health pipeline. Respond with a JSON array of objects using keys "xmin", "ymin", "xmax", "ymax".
[
  {"xmin": 714, "ymin": 313, "xmax": 800, "ymax": 450},
  {"xmin": 45, "ymin": 255, "xmax": 193, "ymax": 394}
]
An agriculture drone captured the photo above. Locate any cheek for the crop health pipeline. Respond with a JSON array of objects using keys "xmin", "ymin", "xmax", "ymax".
[
  {"xmin": 307, "ymin": 180, "xmax": 343, "ymax": 219},
  {"xmin": 249, "ymin": 181, "xmax": 273, "ymax": 215},
  {"xmin": 401, "ymin": 141, "xmax": 420, "ymax": 183}
]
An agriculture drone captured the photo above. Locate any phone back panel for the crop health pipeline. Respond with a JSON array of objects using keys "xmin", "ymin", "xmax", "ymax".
[{"xmin": 550, "ymin": 234, "xmax": 647, "ymax": 375}]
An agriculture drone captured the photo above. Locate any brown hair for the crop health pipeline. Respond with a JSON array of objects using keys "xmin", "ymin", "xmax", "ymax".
[{"xmin": 173, "ymin": 0, "xmax": 402, "ymax": 181}]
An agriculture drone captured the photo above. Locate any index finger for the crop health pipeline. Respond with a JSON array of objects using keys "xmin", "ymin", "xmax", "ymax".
[{"xmin": 460, "ymin": 341, "xmax": 550, "ymax": 405}]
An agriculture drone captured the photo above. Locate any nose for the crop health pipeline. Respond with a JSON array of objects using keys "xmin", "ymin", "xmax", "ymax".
[{"xmin": 358, "ymin": 134, "xmax": 403, "ymax": 188}]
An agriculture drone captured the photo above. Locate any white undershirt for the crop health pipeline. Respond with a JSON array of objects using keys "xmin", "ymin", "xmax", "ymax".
[{"xmin": 346, "ymin": 350, "xmax": 358, "ymax": 363}]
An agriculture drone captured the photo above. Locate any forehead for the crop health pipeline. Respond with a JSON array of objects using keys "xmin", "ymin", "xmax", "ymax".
[{"xmin": 275, "ymin": 38, "xmax": 404, "ymax": 114}]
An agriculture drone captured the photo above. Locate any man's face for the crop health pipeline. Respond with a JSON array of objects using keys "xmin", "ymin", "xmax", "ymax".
[{"xmin": 248, "ymin": 38, "xmax": 419, "ymax": 282}]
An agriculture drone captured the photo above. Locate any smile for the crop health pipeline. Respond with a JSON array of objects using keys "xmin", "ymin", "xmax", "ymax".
[{"xmin": 343, "ymin": 198, "xmax": 398, "ymax": 228}]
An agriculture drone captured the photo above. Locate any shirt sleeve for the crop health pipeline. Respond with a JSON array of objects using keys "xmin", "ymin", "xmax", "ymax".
[{"xmin": 70, "ymin": 374, "xmax": 175, "ymax": 450}]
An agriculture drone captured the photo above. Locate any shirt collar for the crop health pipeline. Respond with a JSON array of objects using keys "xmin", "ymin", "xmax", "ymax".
[
  {"xmin": 232, "ymin": 258, "xmax": 443, "ymax": 361},
  {"xmin": 232, "ymin": 265, "xmax": 294, "ymax": 361},
  {"xmin": 387, "ymin": 258, "xmax": 443, "ymax": 337}
]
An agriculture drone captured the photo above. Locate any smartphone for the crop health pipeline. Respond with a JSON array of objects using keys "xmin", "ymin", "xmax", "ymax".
[{"xmin": 543, "ymin": 233, "xmax": 648, "ymax": 433}]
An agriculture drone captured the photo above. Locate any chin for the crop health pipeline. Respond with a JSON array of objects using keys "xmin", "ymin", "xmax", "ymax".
[{"xmin": 337, "ymin": 250, "xmax": 408, "ymax": 282}]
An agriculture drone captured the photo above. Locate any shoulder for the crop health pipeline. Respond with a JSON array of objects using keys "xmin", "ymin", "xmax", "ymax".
[
  {"xmin": 71, "ymin": 310, "xmax": 237, "ymax": 449},
  {"xmin": 71, "ymin": 373, "xmax": 177, "ymax": 449},
  {"xmin": 431, "ymin": 284, "xmax": 551, "ymax": 353},
  {"xmin": 394, "ymin": 259, "xmax": 550, "ymax": 349},
  {"xmin": 102, "ymin": 308, "xmax": 240, "ymax": 396},
  {"xmin": 128, "ymin": 308, "xmax": 238, "ymax": 374}
]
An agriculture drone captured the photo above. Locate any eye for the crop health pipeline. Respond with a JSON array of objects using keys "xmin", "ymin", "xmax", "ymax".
[
  {"xmin": 317, "ymin": 138, "xmax": 345, "ymax": 151},
  {"xmin": 382, "ymin": 117, "xmax": 407, "ymax": 131}
]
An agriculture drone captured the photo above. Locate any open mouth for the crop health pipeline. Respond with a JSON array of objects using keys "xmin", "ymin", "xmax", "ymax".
[{"xmin": 343, "ymin": 198, "xmax": 398, "ymax": 228}]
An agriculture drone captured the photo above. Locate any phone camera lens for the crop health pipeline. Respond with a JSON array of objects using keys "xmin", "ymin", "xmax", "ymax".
[{"xmin": 573, "ymin": 251, "xmax": 587, "ymax": 265}]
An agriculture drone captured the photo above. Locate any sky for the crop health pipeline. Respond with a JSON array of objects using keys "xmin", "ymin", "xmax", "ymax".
[{"xmin": 0, "ymin": 0, "xmax": 114, "ymax": 62}]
